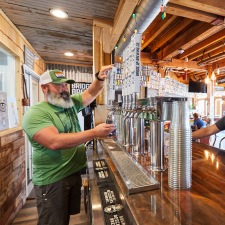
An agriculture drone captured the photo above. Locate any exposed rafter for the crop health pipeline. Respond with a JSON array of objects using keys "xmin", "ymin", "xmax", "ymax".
[
  {"xmin": 179, "ymin": 28, "xmax": 225, "ymax": 59},
  {"xmin": 157, "ymin": 22, "xmax": 225, "ymax": 60},
  {"xmin": 166, "ymin": 3, "xmax": 217, "ymax": 23},
  {"xmin": 170, "ymin": 0, "xmax": 225, "ymax": 17},
  {"xmin": 141, "ymin": 15, "xmax": 178, "ymax": 51}
]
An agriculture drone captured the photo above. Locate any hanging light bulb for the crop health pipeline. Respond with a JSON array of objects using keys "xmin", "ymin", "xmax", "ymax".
[
  {"xmin": 115, "ymin": 46, "xmax": 117, "ymax": 50},
  {"xmin": 142, "ymin": 39, "xmax": 144, "ymax": 44},
  {"xmin": 143, "ymin": 33, "xmax": 145, "ymax": 39},
  {"xmin": 123, "ymin": 37, "xmax": 126, "ymax": 42},
  {"xmin": 119, "ymin": 57, "xmax": 121, "ymax": 60},
  {"xmin": 164, "ymin": 12, "xmax": 166, "ymax": 18},
  {"xmin": 205, "ymin": 76, "xmax": 209, "ymax": 84},
  {"xmin": 135, "ymin": 28, "xmax": 137, "ymax": 33},
  {"xmin": 217, "ymin": 66, "xmax": 220, "ymax": 74},
  {"xmin": 211, "ymin": 71, "xmax": 216, "ymax": 80},
  {"xmin": 132, "ymin": 13, "xmax": 135, "ymax": 18},
  {"xmin": 162, "ymin": 13, "xmax": 165, "ymax": 20},
  {"xmin": 160, "ymin": 4, "xmax": 163, "ymax": 12}
]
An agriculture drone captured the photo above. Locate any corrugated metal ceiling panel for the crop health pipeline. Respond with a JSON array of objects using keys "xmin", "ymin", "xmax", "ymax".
[{"xmin": 0, "ymin": 0, "xmax": 120, "ymax": 65}]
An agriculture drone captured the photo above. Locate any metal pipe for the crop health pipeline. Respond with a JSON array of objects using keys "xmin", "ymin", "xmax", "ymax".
[
  {"xmin": 115, "ymin": 0, "xmax": 170, "ymax": 56},
  {"xmin": 150, "ymin": 120, "xmax": 165, "ymax": 171}
]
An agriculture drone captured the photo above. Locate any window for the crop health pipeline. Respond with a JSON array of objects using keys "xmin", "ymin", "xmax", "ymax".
[
  {"xmin": 0, "ymin": 46, "xmax": 16, "ymax": 98},
  {"xmin": 215, "ymin": 99, "xmax": 222, "ymax": 116}
]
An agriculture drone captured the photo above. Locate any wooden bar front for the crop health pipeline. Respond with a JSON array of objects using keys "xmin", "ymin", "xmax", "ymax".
[{"xmin": 101, "ymin": 140, "xmax": 225, "ymax": 224}]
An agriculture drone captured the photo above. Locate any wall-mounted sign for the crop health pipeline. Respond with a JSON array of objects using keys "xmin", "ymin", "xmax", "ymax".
[
  {"xmin": 70, "ymin": 82, "xmax": 91, "ymax": 95},
  {"xmin": 24, "ymin": 45, "xmax": 34, "ymax": 70},
  {"xmin": 24, "ymin": 45, "xmax": 39, "ymax": 70}
]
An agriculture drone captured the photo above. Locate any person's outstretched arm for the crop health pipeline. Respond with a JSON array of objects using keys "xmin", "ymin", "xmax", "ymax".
[
  {"xmin": 192, "ymin": 124, "xmax": 220, "ymax": 139},
  {"xmin": 82, "ymin": 65, "xmax": 114, "ymax": 107}
]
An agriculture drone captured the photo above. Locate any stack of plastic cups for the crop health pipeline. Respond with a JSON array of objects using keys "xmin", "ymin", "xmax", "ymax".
[
  {"xmin": 168, "ymin": 101, "xmax": 192, "ymax": 190},
  {"xmin": 162, "ymin": 102, "xmax": 173, "ymax": 121}
]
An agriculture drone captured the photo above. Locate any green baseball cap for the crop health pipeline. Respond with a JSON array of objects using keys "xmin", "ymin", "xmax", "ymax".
[{"xmin": 40, "ymin": 69, "xmax": 75, "ymax": 85}]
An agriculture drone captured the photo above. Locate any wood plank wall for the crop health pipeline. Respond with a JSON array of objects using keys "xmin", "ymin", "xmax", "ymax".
[
  {"xmin": 0, "ymin": 130, "xmax": 25, "ymax": 225},
  {"xmin": 0, "ymin": 9, "xmax": 45, "ymax": 225}
]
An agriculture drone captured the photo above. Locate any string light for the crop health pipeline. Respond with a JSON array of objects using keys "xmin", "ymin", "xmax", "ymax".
[
  {"xmin": 143, "ymin": 33, "xmax": 145, "ymax": 40},
  {"xmin": 135, "ymin": 28, "xmax": 137, "ymax": 33},
  {"xmin": 132, "ymin": 13, "xmax": 135, "ymax": 18},
  {"xmin": 123, "ymin": 37, "xmax": 126, "ymax": 42},
  {"xmin": 217, "ymin": 66, "xmax": 220, "ymax": 74},
  {"xmin": 164, "ymin": 12, "xmax": 166, "ymax": 18},
  {"xmin": 119, "ymin": 57, "xmax": 121, "ymax": 60},
  {"xmin": 115, "ymin": 46, "xmax": 117, "ymax": 50},
  {"xmin": 161, "ymin": 0, "xmax": 166, "ymax": 19},
  {"xmin": 142, "ymin": 39, "xmax": 144, "ymax": 44}
]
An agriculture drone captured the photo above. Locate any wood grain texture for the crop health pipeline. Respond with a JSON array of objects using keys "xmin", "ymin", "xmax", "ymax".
[
  {"xmin": 101, "ymin": 139, "xmax": 225, "ymax": 225},
  {"xmin": 0, "ymin": 0, "xmax": 120, "ymax": 64}
]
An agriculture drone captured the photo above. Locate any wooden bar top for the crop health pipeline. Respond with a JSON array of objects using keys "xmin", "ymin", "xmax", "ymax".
[{"xmin": 101, "ymin": 140, "xmax": 225, "ymax": 225}]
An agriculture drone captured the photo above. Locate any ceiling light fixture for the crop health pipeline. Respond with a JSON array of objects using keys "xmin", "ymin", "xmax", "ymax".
[
  {"xmin": 64, "ymin": 52, "xmax": 74, "ymax": 56},
  {"xmin": 50, "ymin": 9, "xmax": 68, "ymax": 18}
]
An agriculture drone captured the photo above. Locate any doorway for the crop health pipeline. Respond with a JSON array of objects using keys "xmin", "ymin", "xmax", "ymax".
[{"xmin": 23, "ymin": 64, "xmax": 43, "ymax": 197}]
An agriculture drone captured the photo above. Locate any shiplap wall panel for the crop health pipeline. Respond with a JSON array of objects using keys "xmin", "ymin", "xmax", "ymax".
[{"xmin": 46, "ymin": 63, "xmax": 93, "ymax": 83}]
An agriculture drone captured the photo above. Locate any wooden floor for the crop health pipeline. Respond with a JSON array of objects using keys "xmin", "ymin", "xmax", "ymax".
[{"xmin": 12, "ymin": 189, "xmax": 91, "ymax": 225}]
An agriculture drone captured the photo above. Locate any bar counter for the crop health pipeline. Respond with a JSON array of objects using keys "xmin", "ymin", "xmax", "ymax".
[{"xmin": 94, "ymin": 139, "xmax": 225, "ymax": 225}]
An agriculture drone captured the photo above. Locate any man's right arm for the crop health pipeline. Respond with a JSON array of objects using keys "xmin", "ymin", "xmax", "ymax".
[
  {"xmin": 32, "ymin": 123, "xmax": 115, "ymax": 150},
  {"xmin": 192, "ymin": 124, "xmax": 220, "ymax": 139}
]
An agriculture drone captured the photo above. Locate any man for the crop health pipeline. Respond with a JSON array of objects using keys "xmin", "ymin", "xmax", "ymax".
[
  {"xmin": 193, "ymin": 113, "xmax": 205, "ymax": 129},
  {"xmin": 192, "ymin": 118, "xmax": 223, "ymax": 140},
  {"xmin": 22, "ymin": 65, "xmax": 115, "ymax": 225}
]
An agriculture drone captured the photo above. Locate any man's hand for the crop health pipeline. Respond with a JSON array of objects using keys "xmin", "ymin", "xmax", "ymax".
[
  {"xmin": 93, "ymin": 123, "xmax": 115, "ymax": 137},
  {"xmin": 98, "ymin": 65, "xmax": 114, "ymax": 81}
]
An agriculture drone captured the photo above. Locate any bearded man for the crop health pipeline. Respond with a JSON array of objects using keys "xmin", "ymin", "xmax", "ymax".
[{"xmin": 22, "ymin": 66, "xmax": 115, "ymax": 225}]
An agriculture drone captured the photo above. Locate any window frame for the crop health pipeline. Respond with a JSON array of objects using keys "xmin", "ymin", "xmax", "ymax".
[{"xmin": 0, "ymin": 41, "xmax": 22, "ymax": 135}]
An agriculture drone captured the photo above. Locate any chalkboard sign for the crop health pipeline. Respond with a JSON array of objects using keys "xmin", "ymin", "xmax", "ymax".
[
  {"xmin": 70, "ymin": 82, "xmax": 91, "ymax": 95},
  {"xmin": 24, "ymin": 45, "xmax": 34, "ymax": 70}
]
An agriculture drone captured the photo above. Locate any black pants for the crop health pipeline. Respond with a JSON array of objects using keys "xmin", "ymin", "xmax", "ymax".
[{"xmin": 34, "ymin": 171, "xmax": 82, "ymax": 225}]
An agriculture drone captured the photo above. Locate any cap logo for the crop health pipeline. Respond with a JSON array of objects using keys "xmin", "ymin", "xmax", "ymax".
[{"xmin": 54, "ymin": 72, "xmax": 66, "ymax": 78}]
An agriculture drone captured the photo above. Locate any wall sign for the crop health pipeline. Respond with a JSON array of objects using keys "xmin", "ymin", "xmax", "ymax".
[
  {"xmin": 24, "ymin": 45, "xmax": 34, "ymax": 70},
  {"xmin": 24, "ymin": 45, "xmax": 39, "ymax": 70},
  {"xmin": 70, "ymin": 82, "xmax": 91, "ymax": 95}
]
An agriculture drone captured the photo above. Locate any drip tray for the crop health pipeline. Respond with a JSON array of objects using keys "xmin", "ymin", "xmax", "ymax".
[{"xmin": 99, "ymin": 139, "xmax": 160, "ymax": 195}]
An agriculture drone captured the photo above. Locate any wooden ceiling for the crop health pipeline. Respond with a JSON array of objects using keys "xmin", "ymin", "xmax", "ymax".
[
  {"xmin": 141, "ymin": 0, "xmax": 225, "ymax": 84},
  {"xmin": 0, "ymin": 0, "xmax": 120, "ymax": 65}
]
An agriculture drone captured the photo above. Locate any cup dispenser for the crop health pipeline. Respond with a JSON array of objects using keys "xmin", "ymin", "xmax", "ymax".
[{"xmin": 149, "ymin": 97, "xmax": 187, "ymax": 172}]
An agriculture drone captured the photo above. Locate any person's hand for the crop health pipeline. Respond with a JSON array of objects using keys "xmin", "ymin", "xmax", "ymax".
[
  {"xmin": 98, "ymin": 65, "xmax": 114, "ymax": 80},
  {"xmin": 93, "ymin": 123, "xmax": 115, "ymax": 137}
]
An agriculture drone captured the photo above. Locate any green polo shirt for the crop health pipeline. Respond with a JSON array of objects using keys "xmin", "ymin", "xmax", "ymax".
[{"xmin": 22, "ymin": 93, "xmax": 86, "ymax": 185}]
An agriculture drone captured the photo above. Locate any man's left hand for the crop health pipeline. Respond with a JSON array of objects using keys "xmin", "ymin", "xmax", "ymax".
[{"xmin": 98, "ymin": 65, "xmax": 114, "ymax": 81}]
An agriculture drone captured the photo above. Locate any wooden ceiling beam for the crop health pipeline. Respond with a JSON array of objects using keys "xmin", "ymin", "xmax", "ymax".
[
  {"xmin": 179, "ymin": 28, "xmax": 225, "ymax": 59},
  {"xmin": 110, "ymin": 0, "xmax": 140, "ymax": 52},
  {"xmin": 170, "ymin": 0, "xmax": 225, "ymax": 17},
  {"xmin": 187, "ymin": 41, "xmax": 224, "ymax": 61},
  {"xmin": 157, "ymin": 22, "xmax": 225, "ymax": 60},
  {"xmin": 160, "ymin": 58, "xmax": 208, "ymax": 71},
  {"xmin": 150, "ymin": 18, "xmax": 193, "ymax": 53},
  {"xmin": 166, "ymin": 3, "xmax": 217, "ymax": 23},
  {"xmin": 141, "ymin": 15, "xmax": 178, "ymax": 51},
  {"xmin": 200, "ymin": 48, "xmax": 224, "ymax": 62}
]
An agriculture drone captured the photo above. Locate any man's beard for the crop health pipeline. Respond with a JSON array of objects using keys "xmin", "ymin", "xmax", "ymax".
[{"xmin": 47, "ymin": 90, "xmax": 74, "ymax": 108}]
